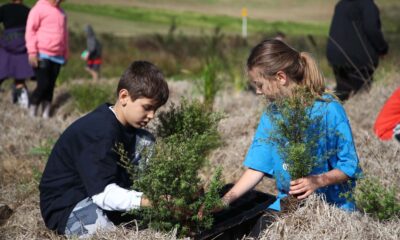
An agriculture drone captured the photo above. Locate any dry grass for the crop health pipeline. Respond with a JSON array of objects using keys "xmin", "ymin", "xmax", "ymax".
[
  {"xmin": 345, "ymin": 74, "xmax": 400, "ymax": 190},
  {"xmin": 259, "ymin": 73, "xmax": 400, "ymax": 239},
  {"xmin": 261, "ymin": 194, "xmax": 400, "ymax": 240},
  {"xmin": 0, "ymin": 72, "xmax": 399, "ymax": 239}
]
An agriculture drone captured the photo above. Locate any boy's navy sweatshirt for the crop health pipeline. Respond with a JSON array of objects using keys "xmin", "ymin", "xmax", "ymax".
[{"xmin": 39, "ymin": 104, "xmax": 139, "ymax": 234}]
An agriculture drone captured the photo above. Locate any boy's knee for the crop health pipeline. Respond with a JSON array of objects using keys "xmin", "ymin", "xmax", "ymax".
[{"xmin": 65, "ymin": 198, "xmax": 114, "ymax": 237}]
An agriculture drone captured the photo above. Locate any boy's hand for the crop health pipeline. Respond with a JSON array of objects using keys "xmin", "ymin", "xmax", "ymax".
[
  {"xmin": 140, "ymin": 196, "xmax": 152, "ymax": 207},
  {"xmin": 289, "ymin": 175, "xmax": 323, "ymax": 199}
]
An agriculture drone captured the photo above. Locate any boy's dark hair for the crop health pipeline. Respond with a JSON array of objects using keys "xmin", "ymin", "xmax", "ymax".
[{"xmin": 117, "ymin": 61, "xmax": 169, "ymax": 108}]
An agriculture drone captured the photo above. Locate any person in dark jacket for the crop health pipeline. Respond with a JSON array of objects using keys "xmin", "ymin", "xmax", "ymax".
[
  {"xmin": 82, "ymin": 24, "xmax": 102, "ymax": 81},
  {"xmin": 0, "ymin": 0, "xmax": 34, "ymax": 108},
  {"xmin": 326, "ymin": 0, "xmax": 388, "ymax": 101}
]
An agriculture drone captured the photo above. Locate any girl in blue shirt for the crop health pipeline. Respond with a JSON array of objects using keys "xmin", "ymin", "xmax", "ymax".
[{"xmin": 221, "ymin": 39, "xmax": 362, "ymax": 213}]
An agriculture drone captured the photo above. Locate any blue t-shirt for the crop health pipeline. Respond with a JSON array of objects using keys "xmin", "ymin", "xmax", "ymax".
[{"xmin": 244, "ymin": 95, "xmax": 362, "ymax": 211}]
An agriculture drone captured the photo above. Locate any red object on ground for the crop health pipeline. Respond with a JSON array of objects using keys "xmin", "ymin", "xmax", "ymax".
[
  {"xmin": 374, "ymin": 87, "xmax": 400, "ymax": 140},
  {"xmin": 87, "ymin": 58, "xmax": 102, "ymax": 65}
]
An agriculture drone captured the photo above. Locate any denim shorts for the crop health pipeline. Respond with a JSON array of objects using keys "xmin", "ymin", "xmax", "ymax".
[{"xmin": 64, "ymin": 198, "xmax": 114, "ymax": 238}]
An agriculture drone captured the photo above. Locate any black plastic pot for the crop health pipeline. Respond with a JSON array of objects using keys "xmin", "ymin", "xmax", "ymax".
[{"xmin": 194, "ymin": 184, "xmax": 276, "ymax": 240}]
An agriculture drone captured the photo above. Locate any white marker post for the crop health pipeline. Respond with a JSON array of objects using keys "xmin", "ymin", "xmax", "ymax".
[{"xmin": 241, "ymin": 7, "xmax": 248, "ymax": 38}]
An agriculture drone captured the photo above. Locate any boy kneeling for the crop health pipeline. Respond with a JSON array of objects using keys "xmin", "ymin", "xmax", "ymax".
[{"xmin": 39, "ymin": 61, "xmax": 169, "ymax": 237}]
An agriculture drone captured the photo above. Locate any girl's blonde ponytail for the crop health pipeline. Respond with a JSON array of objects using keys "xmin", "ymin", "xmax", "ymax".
[
  {"xmin": 247, "ymin": 39, "xmax": 326, "ymax": 97},
  {"xmin": 300, "ymin": 52, "xmax": 325, "ymax": 97}
]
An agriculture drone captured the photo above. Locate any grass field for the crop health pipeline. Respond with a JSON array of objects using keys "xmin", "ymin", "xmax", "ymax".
[
  {"xmin": 54, "ymin": 0, "xmax": 400, "ymax": 35},
  {"xmin": 15, "ymin": 0, "xmax": 331, "ymax": 36},
  {"xmin": 5, "ymin": 0, "xmax": 394, "ymax": 39}
]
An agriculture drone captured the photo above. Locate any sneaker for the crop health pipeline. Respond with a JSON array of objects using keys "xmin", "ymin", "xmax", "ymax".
[
  {"xmin": 29, "ymin": 104, "xmax": 38, "ymax": 117},
  {"xmin": 17, "ymin": 88, "xmax": 29, "ymax": 109},
  {"xmin": 11, "ymin": 85, "xmax": 20, "ymax": 104},
  {"xmin": 42, "ymin": 101, "xmax": 51, "ymax": 119}
]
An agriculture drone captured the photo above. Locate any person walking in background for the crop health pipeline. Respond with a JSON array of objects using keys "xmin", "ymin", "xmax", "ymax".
[
  {"xmin": 374, "ymin": 87, "xmax": 400, "ymax": 143},
  {"xmin": 326, "ymin": 0, "xmax": 388, "ymax": 102},
  {"xmin": 0, "ymin": 0, "xmax": 34, "ymax": 108},
  {"xmin": 25, "ymin": 0, "xmax": 68, "ymax": 118},
  {"xmin": 82, "ymin": 24, "xmax": 102, "ymax": 81}
]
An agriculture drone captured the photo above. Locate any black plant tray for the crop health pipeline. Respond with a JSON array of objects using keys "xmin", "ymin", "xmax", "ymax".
[{"xmin": 194, "ymin": 184, "xmax": 276, "ymax": 240}]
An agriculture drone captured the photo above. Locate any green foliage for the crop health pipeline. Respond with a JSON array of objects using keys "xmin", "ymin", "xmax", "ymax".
[
  {"xmin": 29, "ymin": 139, "xmax": 55, "ymax": 185},
  {"xmin": 156, "ymin": 99, "xmax": 223, "ymax": 149},
  {"xmin": 355, "ymin": 176, "xmax": 400, "ymax": 221},
  {"xmin": 118, "ymin": 99, "xmax": 224, "ymax": 236},
  {"xmin": 267, "ymin": 87, "xmax": 323, "ymax": 181},
  {"xmin": 230, "ymin": 64, "xmax": 248, "ymax": 92},
  {"xmin": 200, "ymin": 59, "xmax": 221, "ymax": 110},
  {"xmin": 29, "ymin": 139, "xmax": 54, "ymax": 157},
  {"xmin": 195, "ymin": 167, "xmax": 225, "ymax": 229},
  {"xmin": 69, "ymin": 83, "xmax": 116, "ymax": 113},
  {"xmin": 285, "ymin": 143, "xmax": 314, "ymax": 180}
]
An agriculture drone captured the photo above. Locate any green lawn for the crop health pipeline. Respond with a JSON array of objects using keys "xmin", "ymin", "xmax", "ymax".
[
  {"xmin": 63, "ymin": 3, "xmax": 327, "ymax": 36},
  {"xmin": 5, "ymin": 0, "xmax": 399, "ymax": 37},
  {"xmin": 18, "ymin": 0, "xmax": 329, "ymax": 37}
]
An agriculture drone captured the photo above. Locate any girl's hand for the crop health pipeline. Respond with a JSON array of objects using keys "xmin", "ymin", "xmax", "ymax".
[
  {"xmin": 197, "ymin": 198, "xmax": 228, "ymax": 220},
  {"xmin": 289, "ymin": 175, "xmax": 323, "ymax": 199},
  {"xmin": 289, "ymin": 169, "xmax": 350, "ymax": 199},
  {"xmin": 29, "ymin": 55, "xmax": 38, "ymax": 67}
]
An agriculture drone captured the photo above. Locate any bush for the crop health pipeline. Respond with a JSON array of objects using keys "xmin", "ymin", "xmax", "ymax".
[
  {"xmin": 355, "ymin": 176, "xmax": 400, "ymax": 221},
  {"xmin": 69, "ymin": 83, "xmax": 116, "ymax": 113},
  {"xmin": 156, "ymin": 99, "xmax": 223, "ymax": 149},
  {"xmin": 118, "ymin": 99, "xmax": 225, "ymax": 237}
]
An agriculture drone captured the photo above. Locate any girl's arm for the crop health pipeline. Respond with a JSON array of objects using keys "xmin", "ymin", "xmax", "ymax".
[
  {"xmin": 289, "ymin": 169, "xmax": 349, "ymax": 199},
  {"xmin": 198, "ymin": 169, "xmax": 264, "ymax": 219},
  {"xmin": 222, "ymin": 168, "xmax": 265, "ymax": 205},
  {"xmin": 63, "ymin": 15, "xmax": 69, "ymax": 61},
  {"xmin": 25, "ymin": 8, "xmax": 40, "ymax": 67}
]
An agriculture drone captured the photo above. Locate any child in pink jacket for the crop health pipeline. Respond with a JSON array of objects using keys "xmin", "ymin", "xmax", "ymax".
[{"xmin": 25, "ymin": 0, "xmax": 68, "ymax": 118}]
